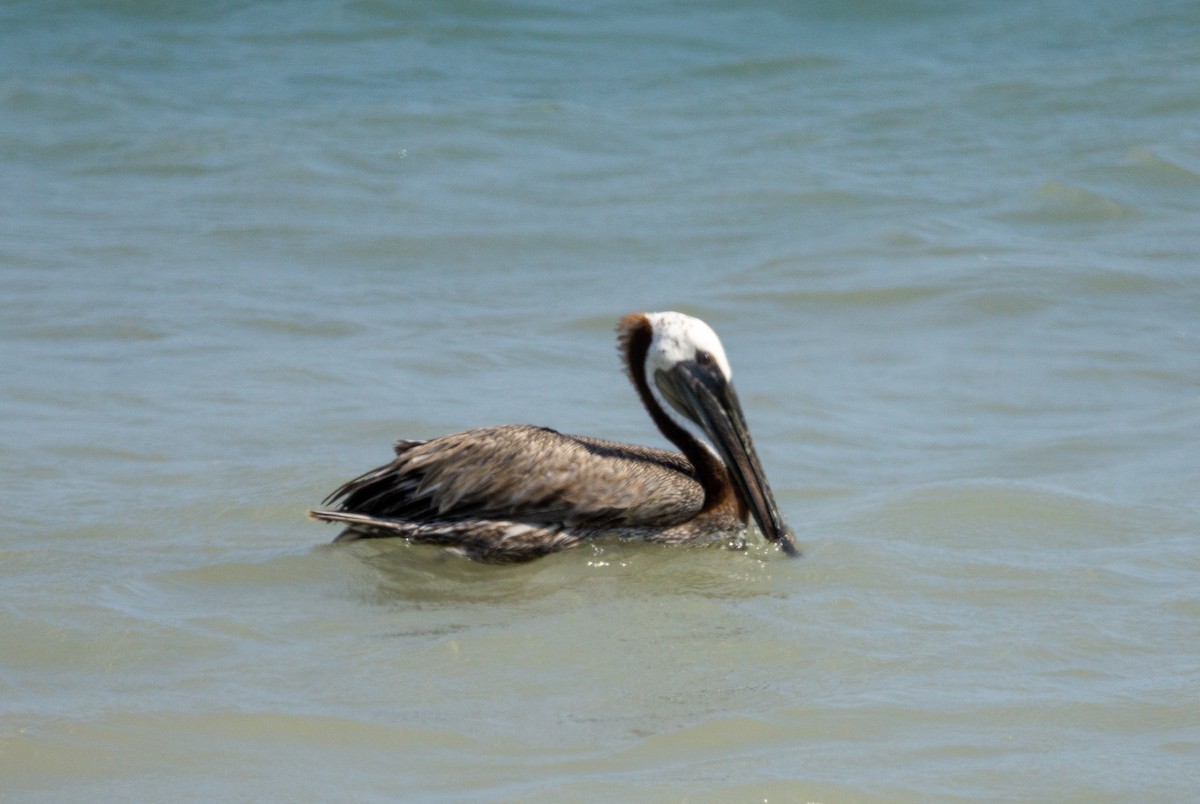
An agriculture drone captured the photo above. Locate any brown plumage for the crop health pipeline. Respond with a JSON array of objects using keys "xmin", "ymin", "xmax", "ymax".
[{"xmin": 310, "ymin": 312, "xmax": 798, "ymax": 562}]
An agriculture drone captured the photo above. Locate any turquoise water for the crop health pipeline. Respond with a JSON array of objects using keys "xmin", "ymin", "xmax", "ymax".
[{"xmin": 3, "ymin": 1, "xmax": 1199, "ymax": 800}]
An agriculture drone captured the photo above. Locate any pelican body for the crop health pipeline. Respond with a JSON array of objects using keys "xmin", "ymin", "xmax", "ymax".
[{"xmin": 310, "ymin": 312, "xmax": 798, "ymax": 563}]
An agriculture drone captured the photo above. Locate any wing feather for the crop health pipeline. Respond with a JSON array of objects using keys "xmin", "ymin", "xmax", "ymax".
[{"xmin": 323, "ymin": 424, "xmax": 703, "ymax": 528}]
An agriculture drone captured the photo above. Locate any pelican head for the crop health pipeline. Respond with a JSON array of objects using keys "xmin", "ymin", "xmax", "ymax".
[{"xmin": 619, "ymin": 312, "xmax": 798, "ymax": 556}]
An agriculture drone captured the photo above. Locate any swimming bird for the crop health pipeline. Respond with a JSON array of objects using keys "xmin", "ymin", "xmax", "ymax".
[{"xmin": 309, "ymin": 311, "xmax": 798, "ymax": 563}]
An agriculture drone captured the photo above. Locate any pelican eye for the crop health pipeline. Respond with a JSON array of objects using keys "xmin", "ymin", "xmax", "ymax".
[{"xmin": 695, "ymin": 350, "xmax": 715, "ymax": 367}]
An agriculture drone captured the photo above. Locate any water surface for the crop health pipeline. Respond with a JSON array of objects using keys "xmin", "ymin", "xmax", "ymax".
[{"xmin": 2, "ymin": 1, "xmax": 1199, "ymax": 800}]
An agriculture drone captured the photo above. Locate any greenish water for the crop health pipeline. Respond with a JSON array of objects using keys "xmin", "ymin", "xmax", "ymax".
[{"xmin": 2, "ymin": 1, "xmax": 1199, "ymax": 800}]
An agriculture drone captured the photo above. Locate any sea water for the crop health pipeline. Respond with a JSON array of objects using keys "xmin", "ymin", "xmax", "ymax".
[{"xmin": 2, "ymin": 1, "xmax": 1199, "ymax": 800}]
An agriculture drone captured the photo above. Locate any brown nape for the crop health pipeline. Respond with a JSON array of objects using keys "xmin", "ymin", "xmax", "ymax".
[{"xmin": 616, "ymin": 313, "xmax": 733, "ymax": 512}]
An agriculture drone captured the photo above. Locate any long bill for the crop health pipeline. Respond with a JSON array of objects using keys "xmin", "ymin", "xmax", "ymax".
[{"xmin": 663, "ymin": 362, "xmax": 800, "ymax": 557}]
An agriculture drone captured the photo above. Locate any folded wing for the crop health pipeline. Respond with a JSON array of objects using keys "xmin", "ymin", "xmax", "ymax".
[{"xmin": 319, "ymin": 424, "xmax": 703, "ymax": 529}]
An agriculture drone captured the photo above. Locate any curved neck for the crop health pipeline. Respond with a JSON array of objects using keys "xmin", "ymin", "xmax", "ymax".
[{"xmin": 620, "ymin": 317, "xmax": 733, "ymax": 511}]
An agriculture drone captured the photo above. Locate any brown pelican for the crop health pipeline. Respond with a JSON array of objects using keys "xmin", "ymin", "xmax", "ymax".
[{"xmin": 310, "ymin": 311, "xmax": 798, "ymax": 563}]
